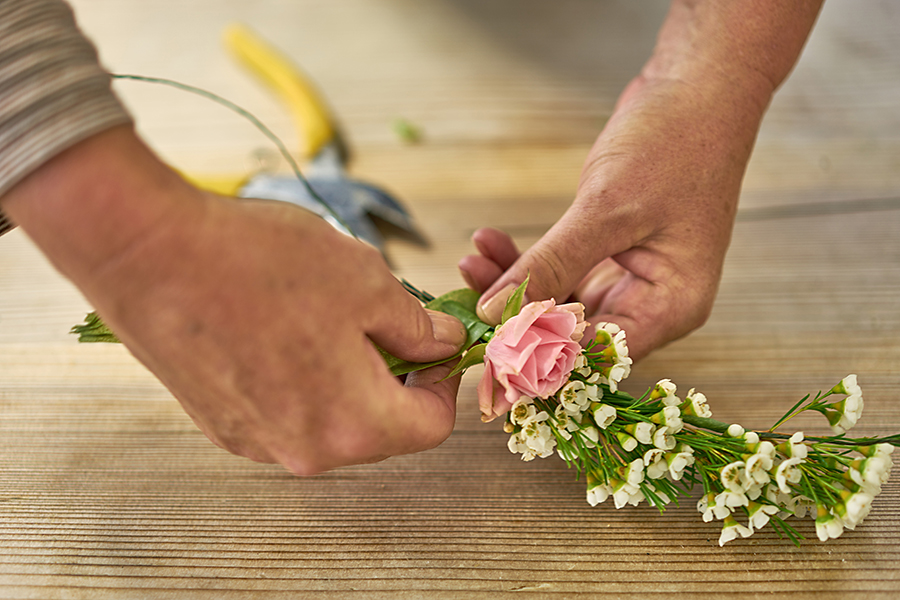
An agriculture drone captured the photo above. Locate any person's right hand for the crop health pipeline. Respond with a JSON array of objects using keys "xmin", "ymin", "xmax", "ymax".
[{"xmin": 1, "ymin": 125, "xmax": 468, "ymax": 475}]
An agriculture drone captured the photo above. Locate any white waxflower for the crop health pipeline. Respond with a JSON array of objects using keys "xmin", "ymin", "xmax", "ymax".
[
  {"xmin": 625, "ymin": 458, "xmax": 645, "ymax": 487},
  {"xmin": 866, "ymin": 443, "xmax": 895, "ymax": 460},
  {"xmin": 815, "ymin": 511, "xmax": 845, "ymax": 542},
  {"xmin": 587, "ymin": 483, "xmax": 612, "ymax": 507},
  {"xmin": 757, "ymin": 440, "xmax": 776, "ymax": 458},
  {"xmin": 573, "ymin": 352, "xmax": 591, "ymax": 377},
  {"xmin": 746, "ymin": 451, "xmax": 774, "ymax": 486},
  {"xmin": 747, "ymin": 501, "xmax": 779, "ymax": 531},
  {"xmin": 594, "ymin": 321, "xmax": 621, "ymax": 345},
  {"xmin": 580, "ymin": 425, "xmax": 601, "ymax": 449},
  {"xmin": 651, "ymin": 405, "xmax": 683, "ymax": 434},
  {"xmin": 552, "ymin": 405, "xmax": 574, "ymax": 441},
  {"xmin": 697, "ymin": 493, "xmax": 709, "ymax": 515},
  {"xmin": 764, "ymin": 483, "xmax": 791, "ymax": 507},
  {"xmin": 832, "ymin": 374, "xmax": 861, "ymax": 397},
  {"xmin": 625, "ymin": 487, "xmax": 645, "ymax": 507},
  {"xmin": 727, "ymin": 424, "xmax": 745, "ymax": 438},
  {"xmin": 684, "ymin": 388, "xmax": 713, "ymax": 418},
  {"xmin": 559, "ymin": 380, "xmax": 591, "ymax": 415},
  {"xmin": 623, "ymin": 422, "xmax": 655, "ymax": 445},
  {"xmin": 616, "ymin": 431, "xmax": 638, "ymax": 452},
  {"xmin": 667, "ymin": 446, "xmax": 695, "ymax": 481},
  {"xmin": 507, "ymin": 432, "xmax": 524, "ymax": 454},
  {"xmin": 744, "ymin": 480, "xmax": 764, "ymax": 501},
  {"xmin": 721, "ymin": 461, "xmax": 748, "ymax": 493},
  {"xmin": 784, "ymin": 495, "xmax": 815, "ymax": 519},
  {"xmin": 777, "ymin": 431, "xmax": 808, "ymax": 460},
  {"xmin": 840, "ymin": 491, "xmax": 874, "ymax": 528},
  {"xmin": 509, "ymin": 397, "xmax": 537, "ymax": 426},
  {"xmin": 743, "ymin": 431, "xmax": 760, "ymax": 447},
  {"xmin": 699, "ymin": 493, "xmax": 730, "ymax": 522},
  {"xmin": 849, "ymin": 456, "xmax": 891, "ymax": 494},
  {"xmin": 520, "ymin": 412, "xmax": 556, "ymax": 458},
  {"xmin": 610, "ymin": 478, "xmax": 641, "ymax": 509},
  {"xmin": 606, "ymin": 360, "xmax": 632, "ymax": 394},
  {"xmin": 719, "ymin": 516, "xmax": 753, "ymax": 546},
  {"xmin": 507, "ymin": 432, "xmax": 536, "ymax": 461},
  {"xmin": 611, "ymin": 328, "xmax": 629, "ymax": 358},
  {"xmin": 715, "ymin": 490, "xmax": 749, "ymax": 510},
  {"xmin": 593, "ymin": 323, "xmax": 633, "ymax": 392},
  {"xmin": 835, "ymin": 393, "xmax": 864, "ymax": 433},
  {"xmin": 862, "ymin": 444, "xmax": 895, "ymax": 476},
  {"xmin": 775, "ymin": 457, "xmax": 804, "ymax": 494},
  {"xmin": 644, "ymin": 448, "xmax": 668, "ymax": 480},
  {"xmin": 652, "ymin": 427, "xmax": 677, "ymax": 451},
  {"xmin": 592, "ymin": 403, "xmax": 617, "ymax": 429},
  {"xmin": 650, "ymin": 379, "xmax": 680, "ymax": 406}
]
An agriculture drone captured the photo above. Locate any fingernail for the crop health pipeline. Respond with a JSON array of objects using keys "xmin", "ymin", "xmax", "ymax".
[
  {"xmin": 477, "ymin": 282, "xmax": 519, "ymax": 325},
  {"xmin": 426, "ymin": 309, "xmax": 467, "ymax": 347}
]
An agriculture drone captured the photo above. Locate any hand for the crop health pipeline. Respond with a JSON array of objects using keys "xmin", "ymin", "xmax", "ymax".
[
  {"xmin": 460, "ymin": 79, "xmax": 749, "ymax": 360},
  {"xmin": 1, "ymin": 126, "xmax": 467, "ymax": 475},
  {"xmin": 460, "ymin": 0, "xmax": 824, "ymax": 361}
]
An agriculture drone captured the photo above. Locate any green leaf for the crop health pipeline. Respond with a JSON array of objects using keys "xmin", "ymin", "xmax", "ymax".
[
  {"xmin": 377, "ymin": 346, "xmax": 451, "ymax": 377},
  {"xmin": 440, "ymin": 300, "xmax": 491, "ymax": 348},
  {"xmin": 425, "ymin": 287, "xmax": 479, "ymax": 315},
  {"xmin": 70, "ymin": 312, "xmax": 120, "ymax": 343},
  {"xmin": 500, "ymin": 275, "xmax": 530, "ymax": 324},
  {"xmin": 444, "ymin": 343, "xmax": 487, "ymax": 379}
]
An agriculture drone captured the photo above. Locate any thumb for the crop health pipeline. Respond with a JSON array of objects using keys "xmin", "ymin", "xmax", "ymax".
[
  {"xmin": 476, "ymin": 211, "xmax": 613, "ymax": 325},
  {"xmin": 367, "ymin": 280, "xmax": 468, "ymax": 364}
]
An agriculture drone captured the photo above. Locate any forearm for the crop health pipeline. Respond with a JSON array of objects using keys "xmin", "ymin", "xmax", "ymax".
[
  {"xmin": 578, "ymin": 0, "xmax": 824, "ymax": 240},
  {"xmin": 1, "ymin": 125, "xmax": 194, "ymax": 288},
  {"xmin": 0, "ymin": 0, "xmax": 133, "ymax": 238},
  {"xmin": 646, "ymin": 0, "xmax": 825, "ymax": 99}
]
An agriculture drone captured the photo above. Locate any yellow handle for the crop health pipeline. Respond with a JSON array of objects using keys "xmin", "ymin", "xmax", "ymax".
[
  {"xmin": 224, "ymin": 23, "xmax": 334, "ymax": 158},
  {"xmin": 182, "ymin": 173, "xmax": 248, "ymax": 196}
]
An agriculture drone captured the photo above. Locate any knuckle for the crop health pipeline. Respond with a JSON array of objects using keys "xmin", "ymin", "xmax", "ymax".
[{"xmin": 528, "ymin": 244, "xmax": 572, "ymax": 298}]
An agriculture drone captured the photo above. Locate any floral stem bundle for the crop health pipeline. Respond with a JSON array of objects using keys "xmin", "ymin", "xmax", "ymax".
[
  {"xmin": 73, "ymin": 278, "xmax": 897, "ymax": 545},
  {"xmin": 385, "ymin": 279, "xmax": 898, "ymax": 546}
]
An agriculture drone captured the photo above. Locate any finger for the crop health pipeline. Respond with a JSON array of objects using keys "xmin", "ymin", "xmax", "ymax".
[
  {"xmin": 588, "ymin": 266, "xmax": 713, "ymax": 361},
  {"xmin": 390, "ymin": 361, "xmax": 461, "ymax": 453},
  {"xmin": 458, "ymin": 253, "xmax": 504, "ymax": 293},
  {"xmin": 476, "ymin": 209, "xmax": 622, "ymax": 324},
  {"xmin": 326, "ymin": 353, "xmax": 461, "ymax": 469},
  {"xmin": 365, "ymin": 276, "xmax": 467, "ymax": 364},
  {"xmin": 573, "ymin": 259, "xmax": 628, "ymax": 316},
  {"xmin": 471, "ymin": 227, "xmax": 520, "ymax": 270},
  {"xmin": 458, "ymin": 228, "xmax": 522, "ymax": 293}
]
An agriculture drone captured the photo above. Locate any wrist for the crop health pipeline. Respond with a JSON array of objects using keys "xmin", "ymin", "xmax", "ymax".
[{"xmin": 639, "ymin": 0, "xmax": 823, "ymax": 118}]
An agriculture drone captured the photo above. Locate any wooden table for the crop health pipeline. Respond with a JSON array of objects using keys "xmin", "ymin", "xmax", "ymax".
[{"xmin": 2, "ymin": 1, "xmax": 900, "ymax": 597}]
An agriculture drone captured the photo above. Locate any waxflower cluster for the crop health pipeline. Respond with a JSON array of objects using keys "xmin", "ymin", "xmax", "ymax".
[
  {"xmin": 493, "ymin": 317, "xmax": 894, "ymax": 545},
  {"xmin": 472, "ymin": 288, "xmax": 896, "ymax": 546}
]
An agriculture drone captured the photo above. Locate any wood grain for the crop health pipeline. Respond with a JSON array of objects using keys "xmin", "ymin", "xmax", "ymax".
[{"xmin": 2, "ymin": 0, "xmax": 900, "ymax": 597}]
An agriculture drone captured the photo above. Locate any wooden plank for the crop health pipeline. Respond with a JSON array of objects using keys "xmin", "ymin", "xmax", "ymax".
[{"xmin": 1, "ymin": 0, "xmax": 900, "ymax": 597}]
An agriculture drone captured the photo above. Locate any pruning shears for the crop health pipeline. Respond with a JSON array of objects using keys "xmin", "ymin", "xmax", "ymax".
[{"xmin": 189, "ymin": 24, "xmax": 425, "ymax": 253}]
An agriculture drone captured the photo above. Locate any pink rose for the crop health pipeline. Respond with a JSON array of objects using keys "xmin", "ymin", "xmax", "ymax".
[{"xmin": 478, "ymin": 299, "xmax": 587, "ymax": 422}]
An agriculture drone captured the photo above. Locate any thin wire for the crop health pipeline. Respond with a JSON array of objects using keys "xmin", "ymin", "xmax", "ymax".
[{"xmin": 112, "ymin": 73, "xmax": 355, "ymax": 238}]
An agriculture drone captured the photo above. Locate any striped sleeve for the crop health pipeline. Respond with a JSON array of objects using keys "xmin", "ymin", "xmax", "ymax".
[{"xmin": 0, "ymin": 0, "xmax": 132, "ymax": 236}]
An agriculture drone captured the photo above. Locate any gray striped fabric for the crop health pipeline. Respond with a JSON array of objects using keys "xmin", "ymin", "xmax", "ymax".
[{"xmin": 0, "ymin": 0, "xmax": 132, "ymax": 237}]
